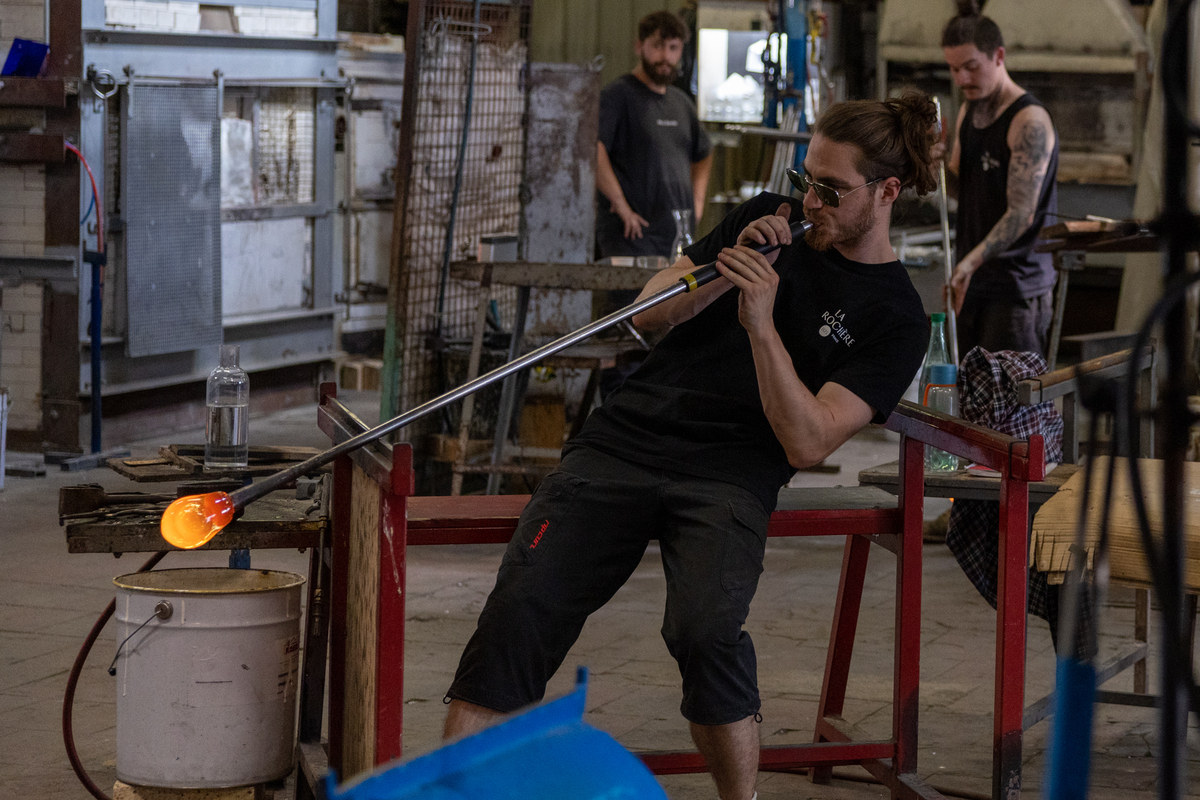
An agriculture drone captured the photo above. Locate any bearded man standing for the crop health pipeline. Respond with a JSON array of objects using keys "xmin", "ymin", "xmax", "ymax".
[{"xmin": 596, "ymin": 10, "xmax": 713, "ymax": 261}]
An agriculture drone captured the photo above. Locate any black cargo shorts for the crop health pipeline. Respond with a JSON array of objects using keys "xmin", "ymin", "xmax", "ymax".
[{"xmin": 445, "ymin": 446, "xmax": 770, "ymax": 726}]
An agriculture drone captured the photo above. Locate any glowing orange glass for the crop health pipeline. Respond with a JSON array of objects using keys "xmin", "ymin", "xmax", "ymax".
[{"xmin": 160, "ymin": 492, "xmax": 235, "ymax": 549}]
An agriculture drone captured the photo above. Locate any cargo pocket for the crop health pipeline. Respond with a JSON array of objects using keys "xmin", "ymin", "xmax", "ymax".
[
  {"xmin": 501, "ymin": 471, "xmax": 589, "ymax": 568},
  {"xmin": 719, "ymin": 498, "xmax": 769, "ymax": 599}
]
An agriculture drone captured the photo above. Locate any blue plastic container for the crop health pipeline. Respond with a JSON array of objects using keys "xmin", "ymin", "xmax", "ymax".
[
  {"xmin": 327, "ymin": 667, "xmax": 667, "ymax": 800},
  {"xmin": 1, "ymin": 39, "xmax": 49, "ymax": 77}
]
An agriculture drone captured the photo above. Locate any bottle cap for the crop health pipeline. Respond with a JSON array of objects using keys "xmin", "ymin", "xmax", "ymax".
[
  {"xmin": 930, "ymin": 312, "xmax": 946, "ymax": 323},
  {"xmin": 928, "ymin": 363, "xmax": 957, "ymax": 385}
]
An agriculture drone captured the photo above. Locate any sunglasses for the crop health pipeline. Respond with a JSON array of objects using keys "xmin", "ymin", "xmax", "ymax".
[{"xmin": 786, "ymin": 167, "xmax": 880, "ymax": 208}]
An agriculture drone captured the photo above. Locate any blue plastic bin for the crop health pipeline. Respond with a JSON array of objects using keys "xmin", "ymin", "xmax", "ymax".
[
  {"xmin": 327, "ymin": 668, "xmax": 667, "ymax": 800},
  {"xmin": 1, "ymin": 39, "xmax": 49, "ymax": 77}
]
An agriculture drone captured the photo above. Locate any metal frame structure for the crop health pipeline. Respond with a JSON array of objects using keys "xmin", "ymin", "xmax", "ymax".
[
  {"xmin": 381, "ymin": 0, "xmax": 532, "ymax": 431},
  {"xmin": 335, "ymin": 40, "xmax": 406, "ymax": 349},
  {"xmin": 308, "ymin": 388, "xmax": 1047, "ymax": 800},
  {"xmin": 76, "ymin": 0, "xmax": 341, "ymax": 408}
]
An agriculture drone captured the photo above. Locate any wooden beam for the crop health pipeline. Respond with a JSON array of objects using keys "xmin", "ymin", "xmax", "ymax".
[
  {"xmin": 0, "ymin": 77, "xmax": 67, "ymax": 108},
  {"xmin": 0, "ymin": 133, "xmax": 65, "ymax": 163}
]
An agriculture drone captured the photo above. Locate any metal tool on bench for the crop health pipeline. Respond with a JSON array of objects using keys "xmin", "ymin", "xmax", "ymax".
[
  {"xmin": 159, "ymin": 219, "xmax": 815, "ymax": 549},
  {"xmin": 933, "ymin": 98, "xmax": 960, "ymax": 364}
]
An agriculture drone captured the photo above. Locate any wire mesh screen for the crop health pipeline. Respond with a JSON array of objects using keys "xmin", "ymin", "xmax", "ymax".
[
  {"xmin": 256, "ymin": 88, "xmax": 316, "ymax": 205},
  {"xmin": 103, "ymin": 92, "xmax": 123, "ymax": 339},
  {"xmin": 395, "ymin": 0, "xmax": 531, "ymax": 420},
  {"xmin": 122, "ymin": 84, "xmax": 223, "ymax": 358}
]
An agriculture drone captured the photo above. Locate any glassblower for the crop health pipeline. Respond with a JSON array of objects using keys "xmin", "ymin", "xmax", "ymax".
[{"xmin": 160, "ymin": 219, "xmax": 815, "ymax": 549}]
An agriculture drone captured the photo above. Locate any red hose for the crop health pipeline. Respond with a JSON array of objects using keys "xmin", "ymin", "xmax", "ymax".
[
  {"xmin": 63, "ymin": 141, "xmax": 104, "ymax": 255},
  {"xmin": 63, "ymin": 552, "xmax": 167, "ymax": 800}
]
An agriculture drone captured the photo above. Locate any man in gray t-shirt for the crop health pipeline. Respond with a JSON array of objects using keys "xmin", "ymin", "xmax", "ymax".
[{"xmin": 596, "ymin": 11, "xmax": 712, "ymax": 259}]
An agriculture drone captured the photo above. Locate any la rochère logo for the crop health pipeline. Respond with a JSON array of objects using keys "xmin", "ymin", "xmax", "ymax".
[{"xmin": 819, "ymin": 309, "xmax": 855, "ymax": 347}]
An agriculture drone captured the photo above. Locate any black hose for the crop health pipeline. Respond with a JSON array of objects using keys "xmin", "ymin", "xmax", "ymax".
[
  {"xmin": 1118, "ymin": 268, "xmax": 1200, "ymax": 769},
  {"xmin": 63, "ymin": 551, "xmax": 167, "ymax": 800},
  {"xmin": 1121, "ymin": 270, "xmax": 1200, "ymax": 627}
]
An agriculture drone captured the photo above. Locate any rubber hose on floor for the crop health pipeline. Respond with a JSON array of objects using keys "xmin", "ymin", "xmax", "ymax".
[{"xmin": 63, "ymin": 552, "xmax": 167, "ymax": 800}]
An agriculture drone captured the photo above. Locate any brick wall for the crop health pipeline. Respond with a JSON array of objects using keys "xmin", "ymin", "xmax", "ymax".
[
  {"xmin": 0, "ymin": 165, "xmax": 46, "ymax": 433},
  {"xmin": 0, "ymin": 0, "xmax": 47, "ymax": 443},
  {"xmin": 0, "ymin": 0, "xmax": 44, "ymax": 55},
  {"xmin": 0, "ymin": 1, "xmax": 47, "ymax": 440}
]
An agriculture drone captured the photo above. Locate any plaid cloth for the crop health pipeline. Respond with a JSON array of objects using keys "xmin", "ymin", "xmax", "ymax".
[{"xmin": 944, "ymin": 347, "xmax": 1084, "ymax": 652}]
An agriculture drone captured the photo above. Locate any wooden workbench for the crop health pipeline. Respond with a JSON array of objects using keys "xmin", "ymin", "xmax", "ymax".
[
  {"xmin": 62, "ymin": 489, "xmax": 325, "ymax": 554},
  {"xmin": 858, "ymin": 460, "xmax": 1079, "ymax": 506},
  {"xmin": 449, "ymin": 260, "xmax": 657, "ymax": 291}
]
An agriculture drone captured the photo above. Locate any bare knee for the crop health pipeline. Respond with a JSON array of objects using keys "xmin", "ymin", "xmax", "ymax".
[{"xmin": 442, "ymin": 698, "xmax": 505, "ymax": 741}]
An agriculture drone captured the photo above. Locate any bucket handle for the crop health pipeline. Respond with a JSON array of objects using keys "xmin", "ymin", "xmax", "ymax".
[{"xmin": 108, "ymin": 601, "xmax": 173, "ymax": 676}]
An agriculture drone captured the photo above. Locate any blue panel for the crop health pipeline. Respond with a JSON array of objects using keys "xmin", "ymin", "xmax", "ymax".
[{"xmin": 328, "ymin": 669, "xmax": 668, "ymax": 800}]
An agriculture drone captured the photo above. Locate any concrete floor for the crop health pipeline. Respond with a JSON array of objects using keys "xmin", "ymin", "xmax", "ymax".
[{"xmin": 2, "ymin": 395, "xmax": 1197, "ymax": 799}]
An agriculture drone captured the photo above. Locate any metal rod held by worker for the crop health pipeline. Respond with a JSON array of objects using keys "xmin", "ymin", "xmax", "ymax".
[
  {"xmin": 934, "ymin": 98, "xmax": 960, "ymax": 365},
  {"xmin": 174, "ymin": 218, "xmax": 814, "ymax": 534}
]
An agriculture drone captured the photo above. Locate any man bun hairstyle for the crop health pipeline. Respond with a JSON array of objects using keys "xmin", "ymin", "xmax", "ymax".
[
  {"xmin": 813, "ymin": 91, "xmax": 939, "ymax": 197},
  {"xmin": 638, "ymin": 10, "xmax": 690, "ymax": 44},
  {"xmin": 941, "ymin": 0, "xmax": 1004, "ymax": 56}
]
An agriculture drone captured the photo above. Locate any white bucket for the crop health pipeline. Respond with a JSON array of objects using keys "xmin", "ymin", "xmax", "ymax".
[{"xmin": 112, "ymin": 568, "xmax": 306, "ymax": 788}]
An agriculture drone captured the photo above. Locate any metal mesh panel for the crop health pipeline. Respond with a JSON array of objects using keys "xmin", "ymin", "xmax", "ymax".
[
  {"xmin": 396, "ymin": 0, "xmax": 530, "ymax": 418},
  {"xmin": 102, "ymin": 92, "xmax": 123, "ymax": 338},
  {"xmin": 255, "ymin": 87, "xmax": 316, "ymax": 205},
  {"xmin": 123, "ymin": 84, "xmax": 223, "ymax": 358}
]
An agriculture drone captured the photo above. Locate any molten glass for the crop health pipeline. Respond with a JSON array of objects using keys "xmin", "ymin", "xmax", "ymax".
[{"xmin": 160, "ymin": 492, "xmax": 235, "ymax": 549}]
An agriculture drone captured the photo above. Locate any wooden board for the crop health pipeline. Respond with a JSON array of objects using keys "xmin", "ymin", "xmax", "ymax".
[
  {"xmin": 113, "ymin": 780, "xmax": 265, "ymax": 799},
  {"xmin": 108, "ymin": 445, "xmax": 322, "ymax": 482},
  {"xmin": 450, "ymin": 260, "xmax": 656, "ymax": 291},
  {"xmin": 1030, "ymin": 456, "xmax": 1200, "ymax": 589},
  {"xmin": 343, "ymin": 464, "xmax": 381, "ymax": 778},
  {"xmin": 1035, "ymin": 219, "xmax": 1161, "ymax": 254},
  {"xmin": 858, "ymin": 460, "xmax": 1078, "ymax": 503},
  {"xmin": 64, "ymin": 491, "xmax": 325, "ymax": 553}
]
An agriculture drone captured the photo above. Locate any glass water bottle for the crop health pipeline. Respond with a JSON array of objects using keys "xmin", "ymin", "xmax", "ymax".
[
  {"xmin": 205, "ymin": 344, "xmax": 249, "ymax": 470},
  {"xmin": 923, "ymin": 362, "xmax": 959, "ymax": 471},
  {"xmin": 670, "ymin": 208, "xmax": 694, "ymax": 261},
  {"xmin": 919, "ymin": 312, "xmax": 952, "ymax": 404}
]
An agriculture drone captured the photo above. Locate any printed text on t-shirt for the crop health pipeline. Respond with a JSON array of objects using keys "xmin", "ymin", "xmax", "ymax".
[{"xmin": 819, "ymin": 309, "xmax": 855, "ymax": 347}]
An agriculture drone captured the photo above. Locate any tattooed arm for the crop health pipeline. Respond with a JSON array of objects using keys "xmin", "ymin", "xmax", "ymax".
[{"xmin": 948, "ymin": 105, "xmax": 1055, "ymax": 313}]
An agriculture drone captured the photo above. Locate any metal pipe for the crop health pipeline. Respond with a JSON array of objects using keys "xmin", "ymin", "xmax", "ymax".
[
  {"xmin": 725, "ymin": 125, "xmax": 813, "ymax": 143},
  {"xmin": 226, "ymin": 220, "xmax": 813, "ymax": 511},
  {"xmin": 89, "ymin": 256, "xmax": 103, "ymax": 453},
  {"xmin": 933, "ymin": 98, "xmax": 959, "ymax": 365}
]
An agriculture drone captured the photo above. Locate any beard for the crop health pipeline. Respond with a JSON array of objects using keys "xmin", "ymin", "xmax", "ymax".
[
  {"xmin": 805, "ymin": 202, "xmax": 877, "ymax": 252},
  {"xmin": 641, "ymin": 55, "xmax": 678, "ymax": 86}
]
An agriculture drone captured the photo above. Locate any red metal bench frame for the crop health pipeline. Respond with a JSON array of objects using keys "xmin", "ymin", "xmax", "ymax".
[{"xmin": 314, "ymin": 385, "xmax": 1044, "ymax": 800}]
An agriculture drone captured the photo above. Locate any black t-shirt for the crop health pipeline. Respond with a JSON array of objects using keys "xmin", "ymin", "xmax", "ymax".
[
  {"xmin": 956, "ymin": 93, "xmax": 1059, "ymax": 299},
  {"xmin": 569, "ymin": 192, "xmax": 929, "ymax": 511},
  {"xmin": 597, "ymin": 74, "xmax": 712, "ymax": 258}
]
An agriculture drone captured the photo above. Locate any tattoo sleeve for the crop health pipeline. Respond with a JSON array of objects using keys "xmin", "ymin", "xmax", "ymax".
[{"xmin": 976, "ymin": 116, "xmax": 1052, "ymax": 263}]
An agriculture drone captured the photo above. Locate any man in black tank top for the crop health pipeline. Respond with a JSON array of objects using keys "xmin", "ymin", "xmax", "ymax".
[{"xmin": 941, "ymin": 9, "xmax": 1059, "ymax": 358}]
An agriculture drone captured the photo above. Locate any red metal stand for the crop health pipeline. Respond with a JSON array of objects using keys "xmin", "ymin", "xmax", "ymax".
[
  {"xmin": 882, "ymin": 401, "xmax": 1045, "ymax": 800},
  {"xmin": 315, "ymin": 387, "xmax": 1042, "ymax": 800}
]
